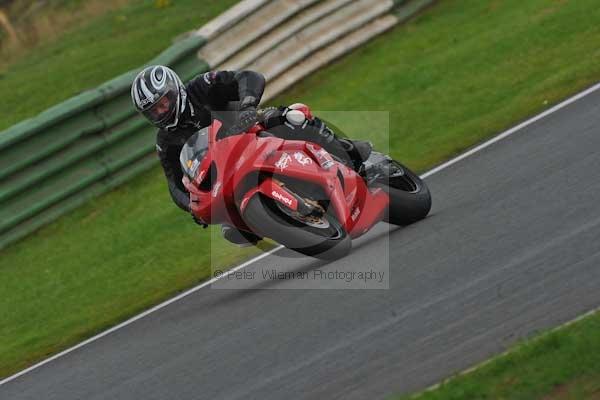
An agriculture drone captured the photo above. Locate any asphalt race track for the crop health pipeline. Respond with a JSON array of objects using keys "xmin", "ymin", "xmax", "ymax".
[{"xmin": 3, "ymin": 85, "xmax": 600, "ymax": 399}]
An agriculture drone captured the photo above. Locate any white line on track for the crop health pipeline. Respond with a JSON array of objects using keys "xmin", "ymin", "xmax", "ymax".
[
  {"xmin": 1, "ymin": 81, "xmax": 599, "ymax": 387},
  {"xmin": 421, "ymin": 81, "xmax": 600, "ymax": 178}
]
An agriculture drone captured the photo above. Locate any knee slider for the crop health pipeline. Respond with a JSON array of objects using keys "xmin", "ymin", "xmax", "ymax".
[
  {"xmin": 283, "ymin": 103, "xmax": 314, "ymax": 126},
  {"xmin": 288, "ymin": 103, "xmax": 313, "ymax": 120}
]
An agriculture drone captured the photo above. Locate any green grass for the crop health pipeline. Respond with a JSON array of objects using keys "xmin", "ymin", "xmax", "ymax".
[
  {"xmin": 395, "ymin": 311, "xmax": 600, "ymax": 400},
  {"xmin": 0, "ymin": 0, "xmax": 239, "ymax": 131},
  {"xmin": 272, "ymin": 0, "xmax": 600, "ymax": 172},
  {"xmin": 2, "ymin": 0, "xmax": 600, "ymax": 385}
]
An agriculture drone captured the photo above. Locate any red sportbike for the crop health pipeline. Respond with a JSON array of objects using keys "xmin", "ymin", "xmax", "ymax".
[{"xmin": 180, "ymin": 106, "xmax": 431, "ymax": 260}]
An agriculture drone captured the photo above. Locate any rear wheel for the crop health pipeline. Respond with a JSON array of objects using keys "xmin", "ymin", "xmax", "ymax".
[
  {"xmin": 242, "ymin": 193, "xmax": 351, "ymax": 260},
  {"xmin": 377, "ymin": 161, "xmax": 431, "ymax": 226}
]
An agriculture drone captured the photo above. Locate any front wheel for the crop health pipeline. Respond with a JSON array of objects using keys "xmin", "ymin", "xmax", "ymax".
[
  {"xmin": 242, "ymin": 194, "xmax": 352, "ymax": 260},
  {"xmin": 377, "ymin": 161, "xmax": 431, "ymax": 226}
]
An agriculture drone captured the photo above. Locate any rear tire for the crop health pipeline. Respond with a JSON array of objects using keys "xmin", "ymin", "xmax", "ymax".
[
  {"xmin": 378, "ymin": 162, "xmax": 431, "ymax": 226},
  {"xmin": 243, "ymin": 194, "xmax": 351, "ymax": 260}
]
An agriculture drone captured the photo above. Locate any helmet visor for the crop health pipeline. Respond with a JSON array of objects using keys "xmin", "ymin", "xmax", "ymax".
[{"xmin": 142, "ymin": 90, "xmax": 178, "ymax": 127}]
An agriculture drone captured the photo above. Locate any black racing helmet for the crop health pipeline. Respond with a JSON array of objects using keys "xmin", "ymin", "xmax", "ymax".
[{"xmin": 131, "ymin": 65, "xmax": 187, "ymax": 130}]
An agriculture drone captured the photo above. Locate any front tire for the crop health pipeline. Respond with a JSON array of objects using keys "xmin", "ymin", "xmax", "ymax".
[{"xmin": 243, "ymin": 194, "xmax": 351, "ymax": 260}]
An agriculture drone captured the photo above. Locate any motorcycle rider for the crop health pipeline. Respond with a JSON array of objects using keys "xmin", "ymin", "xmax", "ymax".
[{"xmin": 131, "ymin": 65, "xmax": 372, "ymax": 246}]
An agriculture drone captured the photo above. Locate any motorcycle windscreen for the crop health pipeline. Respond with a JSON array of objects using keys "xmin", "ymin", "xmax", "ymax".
[{"xmin": 179, "ymin": 127, "xmax": 209, "ymax": 179}]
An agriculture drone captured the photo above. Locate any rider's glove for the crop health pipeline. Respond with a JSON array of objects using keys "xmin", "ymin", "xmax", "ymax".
[
  {"xmin": 233, "ymin": 96, "xmax": 258, "ymax": 132},
  {"xmin": 236, "ymin": 108, "xmax": 258, "ymax": 131}
]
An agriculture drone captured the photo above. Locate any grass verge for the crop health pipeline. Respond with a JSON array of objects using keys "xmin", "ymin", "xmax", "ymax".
[
  {"xmin": 272, "ymin": 0, "xmax": 600, "ymax": 172},
  {"xmin": 0, "ymin": 0, "xmax": 238, "ymax": 131},
  {"xmin": 2, "ymin": 0, "xmax": 600, "ymax": 383},
  {"xmin": 0, "ymin": 0, "xmax": 130, "ymax": 66},
  {"xmin": 395, "ymin": 310, "xmax": 600, "ymax": 400}
]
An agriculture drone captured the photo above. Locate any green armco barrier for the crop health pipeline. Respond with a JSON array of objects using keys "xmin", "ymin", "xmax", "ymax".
[
  {"xmin": 0, "ymin": 90, "xmax": 105, "ymax": 151},
  {"xmin": 0, "ymin": 123, "xmax": 156, "ymax": 234},
  {"xmin": 150, "ymin": 34, "xmax": 206, "ymax": 66},
  {"xmin": 0, "ymin": 153, "xmax": 157, "ymax": 250},
  {"xmin": 0, "ymin": 114, "xmax": 150, "ymax": 204},
  {"xmin": 0, "ymin": 108, "xmax": 104, "ymax": 181},
  {"xmin": 0, "ymin": 33, "xmax": 210, "ymax": 250}
]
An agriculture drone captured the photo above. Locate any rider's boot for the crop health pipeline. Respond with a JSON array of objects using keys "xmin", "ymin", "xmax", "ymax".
[
  {"xmin": 338, "ymin": 138, "xmax": 403, "ymax": 184},
  {"xmin": 221, "ymin": 224, "xmax": 262, "ymax": 247},
  {"xmin": 337, "ymin": 138, "xmax": 373, "ymax": 172}
]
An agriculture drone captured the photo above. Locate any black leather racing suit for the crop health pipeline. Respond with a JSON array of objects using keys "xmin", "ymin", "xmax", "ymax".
[{"xmin": 156, "ymin": 70, "xmax": 363, "ymax": 213}]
